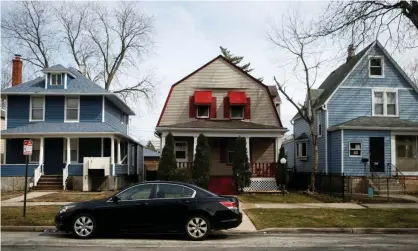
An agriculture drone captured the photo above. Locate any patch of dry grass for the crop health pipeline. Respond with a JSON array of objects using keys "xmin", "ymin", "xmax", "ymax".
[
  {"xmin": 1, "ymin": 206, "xmax": 59, "ymax": 226},
  {"xmin": 28, "ymin": 191, "xmax": 115, "ymax": 202},
  {"xmin": 1, "ymin": 191, "xmax": 24, "ymax": 201}
]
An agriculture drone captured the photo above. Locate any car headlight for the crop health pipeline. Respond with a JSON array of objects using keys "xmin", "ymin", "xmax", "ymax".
[{"xmin": 59, "ymin": 205, "xmax": 75, "ymax": 214}]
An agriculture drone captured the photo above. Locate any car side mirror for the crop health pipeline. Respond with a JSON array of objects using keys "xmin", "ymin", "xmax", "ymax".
[{"xmin": 111, "ymin": 196, "xmax": 119, "ymax": 204}]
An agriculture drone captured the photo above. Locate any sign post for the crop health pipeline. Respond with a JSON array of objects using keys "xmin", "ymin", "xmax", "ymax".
[{"xmin": 23, "ymin": 140, "xmax": 33, "ymax": 218}]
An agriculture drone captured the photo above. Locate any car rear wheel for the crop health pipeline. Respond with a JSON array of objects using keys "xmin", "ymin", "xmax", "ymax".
[
  {"xmin": 185, "ymin": 215, "xmax": 211, "ymax": 241},
  {"xmin": 72, "ymin": 213, "xmax": 96, "ymax": 239}
]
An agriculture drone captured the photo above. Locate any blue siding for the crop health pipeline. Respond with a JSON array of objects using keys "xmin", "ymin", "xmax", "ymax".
[
  {"xmin": 342, "ymin": 46, "xmax": 411, "ymax": 88},
  {"xmin": 68, "ymin": 164, "xmax": 83, "ymax": 176},
  {"xmin": 328, "ymin": 131, "xmax": 342, "ymax": 173},
  {"xmin": 45, "ymin": 96, "xmax": 64, "ymax": 122},
  {"xmin": 293, "ymin": 117, "xmax": 312, "ymax": 172},
  {"xmin": 7, "ymin": 95, "xmax": 30, "ymax": 129},
  {"xmin": 317, "ymin": 109, "xmax": 326, "ymax": 172},
  {"xmin": 399, "ymin": 89, "xmax": 418, "ymax": 122},
  {"xmin": 46, "ymin": 73, "xmax": 65, "ymax": 89},
  {"xmin": 105, "ymin": 98, "xmax": 127, "ymax": 133},
  {"xmin": 0, "ymin": 164, "xmax": 37, "ymax": 176},
  {"xmin": 283, "ymin": 140, "xmax": 295, "ymax": 169},
  {"xmin": 328, "ymin": 88, "xmax": 371, "ymax": 127},
  {"xmin": 114, "ymin": 164, "xmax": 128, "ymax": 176},
  {"xmin": 343, "ymin": 130, "xmax": 391, "ymax": 176},
  {"xmin": 80, "ymin": 96, "xmax": 102, "ymax": 122}
]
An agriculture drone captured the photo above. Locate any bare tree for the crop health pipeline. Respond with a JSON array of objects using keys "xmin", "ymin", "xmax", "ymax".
[
  {"xmin": 312, "ymin": 1, "xmax": 418, "ymax": 50},
  {"xmin": 1, "ymin": 1, "xmax": 57, "ymax": 69},
  {"xmin": 407, "ymin": 58, "xmax": 418, "ymax": 86},
  {"xmin": 269, "ymin": 13, "xmax": 325, "ymax": 192}
]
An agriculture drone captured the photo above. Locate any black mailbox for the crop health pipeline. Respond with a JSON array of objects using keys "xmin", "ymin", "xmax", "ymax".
[{"xmin": 361, "ymin": 158, "xmax": 369, "ymax": 163}]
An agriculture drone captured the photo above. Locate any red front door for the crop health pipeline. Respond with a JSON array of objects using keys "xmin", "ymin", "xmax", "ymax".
[{"xmin": 208, "ymin": 176, "xmax": 236, "ymax": 195}]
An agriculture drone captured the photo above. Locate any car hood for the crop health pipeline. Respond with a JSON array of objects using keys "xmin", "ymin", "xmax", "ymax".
[{"xmin": 64, "ymin": 198, "xmax": 109, "ymax": 208}]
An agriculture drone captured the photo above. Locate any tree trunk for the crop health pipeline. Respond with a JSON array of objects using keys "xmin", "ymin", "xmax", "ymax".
[{"xmin": 309, "ymin": 124, "xmax": 319, "ymax": 192}]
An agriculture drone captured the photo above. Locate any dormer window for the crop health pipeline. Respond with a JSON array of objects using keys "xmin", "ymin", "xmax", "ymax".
[
  {"xmin": 230, "ymin": 106, "xmax": 244, "ymax": 119},
  {"xmin": 196, "ymin": 105, "xmax": 210, "ymax": 118},
  {"xmin": 369, "ymin": 57, "xmax": 384, "ymax": 78},
  {"xmin": 51, "ymin": 73, "xmax": 63, "ymax": 85}
]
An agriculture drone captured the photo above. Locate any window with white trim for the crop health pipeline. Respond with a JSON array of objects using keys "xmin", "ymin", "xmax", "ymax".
[
  {"xmin": 30, "ymin": 96, "xmax": 44, "ymax": 121},
  {"xmin": 174, "ymin": 141, "xmax": 188, "ymax": 162},
  {"xmin": 51, "ymin": 74, "xmax": 63, "ymax": 85},
  {"xmin": 230, "ymin": 106, "xmax": 244, "ymax": 119},
  {"xmin": 65, "ymin": 97, "xmax": 79, "ymax": 121},
  {"xmin": 349, "ymin": 142, "xmax": 362, "ymax": 157},
  {"xmin": 369, "ymin": 57, "xmax": 383, "ymax": 77},
  {"xmin": 317, "ymin": 110, "xmax": 322, "ymax": 137},
  {"xmin": 63, "ymin": 138, "xmax": 79, "ymax": 163},
  {"xmin": 29, "ymin": 139, "xmax": 40, "ymax": 163},
  {"xmin": 196, "ymin": 105, "xmax": 210, "ymax": 118},
  {"xmin": 227, "ymin": 139, "xmax": 235, "ymax": 164},
  {"xmin": 373, "ymin": 90, "xmax": 397, "ymax": 116},
  {"xmin": 296, "ymin": 142, "xmax": 307, "ymax": 158}
]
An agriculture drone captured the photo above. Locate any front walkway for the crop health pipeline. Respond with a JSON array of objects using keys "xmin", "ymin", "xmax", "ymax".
[
  {"xmin": 2, "ymin": 191, "xmax": 57, "ymax": 203},
  {"xmin": 243, "ymin": 203, "xmax": 366, "ymax": 209}
]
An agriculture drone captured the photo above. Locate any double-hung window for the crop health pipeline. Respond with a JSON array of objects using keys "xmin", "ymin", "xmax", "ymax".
[
  {"xmin": 349, "ymin": 143, "xmax": 362, "ymax": 157},
  {"xmin": 196, "ymin": 105, "xmax": 210, "ymax": 118},
  {"xmin": 174, "ymin": 141, "xmax": 188, "ymax": 162},
  {"xmin": 369, "ymin": 57, "xmax": 384, "ymax": 77},
  {"xmin": 29, "ymin": 139, "xmax": 40, "ymax": 163},
  {"xmin": 65, "ymin": 97, "xmax": 80, "ymax": 122},
  {"xmin": 230, "ymin": 106, "xmax": 244, "ymax": 119},
  {"xmin": 63, "ymin": 138, "xmax": 79, "ymax": 163},
  {"xmin": 296, "ymin": 142, "xmax": 307, "ymax": 159},
  {"xmin": 373, "ymin": 90, "xmax": 397, "ymax": 116},
  {"xmin": 30, "ymin": 96, "xmax": 45, "ymax": 121},
  {"xmin": 227, "ymin": 139, "xmax": 235, "ymax": 164}
]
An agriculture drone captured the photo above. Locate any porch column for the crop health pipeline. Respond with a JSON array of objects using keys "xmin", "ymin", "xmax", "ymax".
[
  {"xmin": 127, "ymin": 142, "xmax": 131, "ymax": 175},
  {"xmin": 110, "ymin": 137, "xmax": 115, "ymax": 165},
  {"xmin": 193, "ymin": 136, "xmax": 198, "ymax": 158},
  {"xmin": 246, "ymin": 137, "xmax": 250, "ymax": 162},
  {"xmin": 101, "ymin": 138, "xmax": 104, "ymax": 157},
  {"xmin": 161, "ymin": 135, "xmax": 166, "ymax": 151},
  {"xmin": 66, "ymin": 137, "xmax": 71, "ymax": 164},
  {"xmin": 39, "ymin": 137, "xmax": 44, "ymax": 165},
  {"xmin": 117, "ymin": 139, "xmax": 121, "ymax": 164},
  {"xmin": 275, "ymin": 137, "xmax": 280, "ymax": 162}
]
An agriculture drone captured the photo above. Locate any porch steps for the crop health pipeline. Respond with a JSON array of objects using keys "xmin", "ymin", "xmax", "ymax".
[
  {"xmin": 369, "ymin": 178, "xmax": 405, "ymax": 195},
  {"xmin": 35, "ymin": 175, "xmax": 63, "ymax": 190}
]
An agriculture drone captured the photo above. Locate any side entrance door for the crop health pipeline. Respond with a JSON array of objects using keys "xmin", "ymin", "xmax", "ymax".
[{"xmin": 369, "ymin": 137, "xmax": 385, "ymax": 172}]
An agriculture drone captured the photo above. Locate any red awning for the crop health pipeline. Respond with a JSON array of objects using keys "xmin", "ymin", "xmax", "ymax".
[
  {"xmin": 228, "ymin": 91, "xmax": 247, "ymax": 105},
  {"xmin": 194, "ymin": 91, "xmax": 213, "ymax": 105}
]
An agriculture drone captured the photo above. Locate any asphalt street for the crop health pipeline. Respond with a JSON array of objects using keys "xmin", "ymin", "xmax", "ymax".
[{"xmin": 2, "ymin": 231, "xmax": 418, "ymax": 250}]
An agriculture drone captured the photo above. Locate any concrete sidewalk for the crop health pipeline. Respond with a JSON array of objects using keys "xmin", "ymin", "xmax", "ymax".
[
  {"xmin": 362, "ymin": 203, "xmax": 418, "ymax": 209},
  {"xmin": 2, "ymin": 202, "xmax": 72, "ymax": 207},
  {"xmin": 242, "ymin": 203, "xmax": 365, "ymax": 209},
  {"xmin": 2, "ymin": 191, "xmax": 57, "ymax": 203}
]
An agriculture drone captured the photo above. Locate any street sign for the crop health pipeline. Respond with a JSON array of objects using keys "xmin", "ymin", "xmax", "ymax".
[{"xmin": 23, "ymin": 140, "xmax": 33, "ymax": 155}]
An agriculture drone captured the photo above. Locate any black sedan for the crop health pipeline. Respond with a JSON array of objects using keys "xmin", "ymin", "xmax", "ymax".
[{"xmin": 55, "ymin": 181, "xmax": 242, "ymax": 240}]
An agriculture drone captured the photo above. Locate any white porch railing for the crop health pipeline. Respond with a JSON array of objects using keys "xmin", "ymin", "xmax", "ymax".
[
  {"xmin": 34, "ymin": 164, "xmax": 43, "ymax": 186},
  {"xmin": 63, "ymin": 163, "xmax": 69, "ymax": 190}
]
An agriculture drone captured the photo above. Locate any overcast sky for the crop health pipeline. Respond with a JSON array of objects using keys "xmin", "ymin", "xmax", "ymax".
[{"xmin": 2, "ymin": 1, "xmax": 416, "ymax": 146}]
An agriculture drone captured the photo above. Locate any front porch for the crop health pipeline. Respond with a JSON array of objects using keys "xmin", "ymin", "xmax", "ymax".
[{"xmin": 1, "ymin": 134, "xmax": 141, "ymax": 191}]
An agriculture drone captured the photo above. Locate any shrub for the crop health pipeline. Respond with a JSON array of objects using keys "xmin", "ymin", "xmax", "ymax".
[
  {"xmin": 157, "ymin": 132, "xmax": 177, "ymax": 180},
  {"xmin": 232, "ymin": 137, "xmax": 251, "ymax": 193},
  {"xmin": 191, "ymin": 133, "xmax": 211, "ymax": 188}
]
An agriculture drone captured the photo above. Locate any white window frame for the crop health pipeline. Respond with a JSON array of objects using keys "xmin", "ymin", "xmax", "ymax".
[
  {"xmin": 29, "ymin": 96, "xmax": 45, "ymax": 122},
  {"xmin": 50, "ymin": 73, "xmax": 63, "ymax": 86},
  {"xmin": 296, "ymin": 141, "xmax": 307, "ymax": 159},
  {"xmin": 368, "ymin": 56, "xmax": 384, "ymax": 78},
  {"xmin": 349, "ymin": 142, "xmax": 362, "ymax": 157},
  {"xmin": 64, "ymin": 96, "xmax": 80, "ymax": 122},
  {"xmin": 29, "ymin": 139, "xmax": 41, "ymax": 163},
  {"xmin": 196, "ymin": 105, "xmax": 210, "ymax": 119},
  {"xmin": 317, "ymin": 110, "xmax": 322, "ymax": 138},
  {"xmin": 230, "ymin": 105, "xmax": 244, "ymax": 119},
  {"xmin": 174, "ymin": 141, "xmax": 188, "ymax": 162},
  {"xmin": 227, "ymin": 139, "xmax": 235, "ymax": 164},
  {"xmin": 372, "ymin": 89, "xmax": 398, "ymax": 117},
  {"xmin": 63, "ymin": 138, "xmax": 79, "ymax": 163}
]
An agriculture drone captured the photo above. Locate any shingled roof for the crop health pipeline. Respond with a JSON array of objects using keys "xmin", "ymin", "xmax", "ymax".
[{"xmin": 329, "ymin": 117, "xmax": 418, "ymax": 131}]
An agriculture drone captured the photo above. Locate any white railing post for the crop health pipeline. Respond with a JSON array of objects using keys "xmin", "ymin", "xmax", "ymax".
[{"xmin": 63, "ymin": 163, "xmax": 69, "ymax": 190}]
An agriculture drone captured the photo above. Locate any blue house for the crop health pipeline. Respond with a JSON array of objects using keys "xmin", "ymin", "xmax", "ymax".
[
  {"xmin": 284, "ymin": 41, "xmax": 418, "ymax": 178},
  {"xmin": 1, "ymin": 55, "xmax": 144, "ymax": 191}
]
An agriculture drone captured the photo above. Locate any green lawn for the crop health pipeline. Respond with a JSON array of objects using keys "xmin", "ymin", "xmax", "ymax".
[
  {"xmin": 245, "ymin": 208, "xmax": 418, "ymax": 229},
  {"xmin": 2, "ymin": 206, "xmax": 59, "ymax": 226},
  {"xmin": 28, "ymin": 191, "xmax": 115, "ymax": 202},
  {"xmin": 238, "ymin": 193, "xmax": 342, "ymax": 204},
  {"xmin": 1, "ymin": 191, "xmax": 23, "ymax": 201}
]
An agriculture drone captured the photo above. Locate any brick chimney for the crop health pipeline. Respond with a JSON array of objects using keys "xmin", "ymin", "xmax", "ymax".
[
  {"xmin": 12, "ymin": 54, "xmax": 23, "ymax": 86},
  {"xmin": 346, "ymin": 44, "xmax": 355, "ymax": 62}
]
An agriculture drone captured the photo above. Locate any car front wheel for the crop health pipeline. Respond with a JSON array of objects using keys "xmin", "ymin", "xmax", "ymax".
[
  {"xmin": 185, "ymin": 215, "xmax": 211, "ymax": 241},
  {"xmin": 72, "ymin": 213, "xmax": 96, "ymax": 239}
]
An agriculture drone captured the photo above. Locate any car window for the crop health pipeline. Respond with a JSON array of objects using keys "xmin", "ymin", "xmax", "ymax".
[
  {"xmin": 117, "ymin": 184, "xmax": 153, "ymax": 201},
  {"xmin": 155, "ymin": 184, "xmax": 195, "ymax": 199}
]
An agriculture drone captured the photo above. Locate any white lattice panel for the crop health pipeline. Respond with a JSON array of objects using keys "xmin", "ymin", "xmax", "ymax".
[{"xmin": 244, "ymin": 178, "xmax": 278, "ymax": 192}]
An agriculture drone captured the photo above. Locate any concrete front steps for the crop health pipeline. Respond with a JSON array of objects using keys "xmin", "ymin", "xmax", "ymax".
[
  {"xmin": 35, "ymin": 175, "xmax": 63, "ymax": 190},
  {"xmin": 370, "ymin": 178, "xmax": 405, "ymax": 195}
]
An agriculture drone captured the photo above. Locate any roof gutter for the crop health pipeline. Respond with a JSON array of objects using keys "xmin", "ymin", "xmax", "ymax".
[
  {"xmin": 156, "ymin": 127, "xmax": 288, "ymax": 133},
  {"xmin": 328, "ymin": 126, "xmax": 418, "ymax": 132}
]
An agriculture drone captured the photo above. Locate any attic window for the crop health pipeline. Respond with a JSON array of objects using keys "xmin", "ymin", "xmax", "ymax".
[
  {"xmin": 369, "ymin": 57, "xmax": 384, "ymax": 77},
  {"xmin": 51, "ymin": 74, "xmax": 62, "ymax": 85}
]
